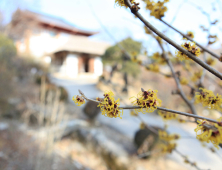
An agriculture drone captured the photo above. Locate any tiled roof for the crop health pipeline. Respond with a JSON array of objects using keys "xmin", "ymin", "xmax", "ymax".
[
  {"xmin": 54, "ymin": 35, "xmax": 110, "ymax": 55},
  {"xmin": 13, "ymin": 10, "xmax": 97, "ymax": 36}
]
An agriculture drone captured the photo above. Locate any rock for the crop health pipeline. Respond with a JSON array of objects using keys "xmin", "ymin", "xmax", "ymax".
[
  {"xmin": 134, "ymin": 127, "xmax": 161, "ymax": 158},
  {"xmin": 29, "ymin": 114, "xmax": 38, "ymax": 125},
  {"xmin": 83, "ymin": 101, "xmax": 100, "ymax": 120}
]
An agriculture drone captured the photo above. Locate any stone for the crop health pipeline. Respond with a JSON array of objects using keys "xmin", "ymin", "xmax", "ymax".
[
  {"xmin": 134, "ymin": 126, "xmax": 161, "ymax": 158},
  {"xmin": 83, "ymin": 101, "xmax": 100, "ymax": 120}
]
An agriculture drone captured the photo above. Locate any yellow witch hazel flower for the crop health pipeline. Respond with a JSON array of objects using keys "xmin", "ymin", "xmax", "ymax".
[
  {"xmin": 115, "ymin": 0, "xmax": 134, "ymax": 7},
  {"xmin": 72, "ymin": 95, "xmax": 85, "ymax": 106},
  {"xmin": 151, "ymin": 52, "xmax": 166, "ymax": 65},
  {"xmin": 186, "ymin": 31, "xmax": 194, "ymax": 39},
  {"xmin": 144, "ymin": 0, "xmax": 154, "ymax": 10},
  {"xmin": 177, "ymin": 118, "xmax": 186, "ymax": 123},
  {"xmin": 195, "ymin": 88, "xmax": 222, "ymax": 110},
  {"xmin": 140, "ymin": 122, "xmax": 146, "ymax": 129},
  {"xmin": 175, "ymin": 41, "xmax": 200, "ymax": 61},
  {"xmin": 144, "ymin": 0, "xmax": 169, "ymax": 19},
  {"xmin": 159, "ymin": 142, "xmax": 176, "ymax": 154},
  {"xmin": 158, "ymin": 130, "xmax": 178, "ymax": 154},
  {"xmin": 180, "ymin": 77, "xmax": 189, "ymax": 85},
  {"xmin": 130, "ymin": 89, "xmax": 162, "ymax": 113},
  {"xmin": 145, "ymin": 0, "xmax": 168, "ymax": 19},
  {"xmin": 206, "ymin": 57, "xmax": 216, "ymax": 66},
  {"xmin": 97, "ymin": 91, "xmax": 123, "ymax": 119},
  {"xmin": 194, "ymin": 118, "xmax": 222, "ymax": 149},
  {"xmin": 158, "ymin": 110, "xmax": 178, "ymax": 121},
  {"xmin": 146, "ymin": 64, "xmax": 160, "ymax": 72},
  {"xmin": 131, "ymin": 52, "xmax": 142, "ymax": 64},
  {"xmin": 158, "ymin": 130, "xmax": 180, "ymax": 141},
  {"xmin": 152, "ymin": 52, "xmax": 161, "ymax": 60},
  {"xmin": 191, "ymin": 70, "xmax": 203, "ymax": 82}
]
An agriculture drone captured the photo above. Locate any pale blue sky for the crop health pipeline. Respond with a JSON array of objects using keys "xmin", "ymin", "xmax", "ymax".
[{"xmin": 1, "ymin": 0, "xmax": 222, "ymax": 53}]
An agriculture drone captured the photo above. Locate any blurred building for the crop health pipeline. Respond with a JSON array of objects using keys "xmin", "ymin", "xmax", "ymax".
[{"xmin": 9, "ymin": 10, "xmax": 110, "ymax": 78}]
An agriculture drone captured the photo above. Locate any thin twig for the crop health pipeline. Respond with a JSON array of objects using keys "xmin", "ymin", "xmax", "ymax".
[
  {"xmin": 175, "ymin": 149, "xmax": 202, "ymax": 170},
  {"xmin": 123, "ymin": 106, "xmax": 217, "ymax": 123},
  {"xmin": 86, "ymin": 0, "xmax": 132, "ymax": 60}
]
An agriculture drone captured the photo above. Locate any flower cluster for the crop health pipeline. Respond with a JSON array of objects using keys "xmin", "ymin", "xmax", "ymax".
[
  {"xmin": 180, "ymin": 77, "xmax": 189, "ymax": 85},
  {"xmin": 115, "ymin": 0, "xmax": 134, "ymax": 7},
  {"xmin": 206, "ymin": 57, "xmax": 216, "ymax": 66},
  {"xmin": 131, "ymin": 55, "xmax": 142, "ymax": 65},
  {"xmin": 151, "ymin": 52, "xmax": 166, "ymax": 65},
  {"xmin": 158, "ymin": 110, "xmax": 178, "ymax": 121},
  {"xmin": 177, "ymin": 118, "xmax": 186, "ymax": 123},
  {"xmin": 159, "ymin": 130, "xmax": 180, "ymax": 141},
  {"xmin": 144, "ymin": 0, "xmax": 169, "ymax": 19},
  {"xmin": 97, "ymin": 91, "xmax": 123, "ymax": 119},
  {"xmin": 158, "ymin": 130, "xmax": 179, "ymax": 153},
  {"xmin": 191, "ymin": 70, "xmax": 202, "ymax": 82},
  {"xmin": 195, "ymin": 88, "xmax": 222, "ymax": 110},
  {"xmin": 194, "ymin": 118, "xmax": 222, "ymax": 149},
  {"xmin": 72, "ymin": 95, "xmax": 85, "ymax": 106},
  {"xmin": 130, "ymin": 89, "xmax": 162, "ymax": 113},
  {"xmin": 159, "ymin": 142, "xmax": 177, "ymax": 154},
  {"xmin": 175, "ymin": 41, "xmax": 201, "ymax": 61},
  {"xmin": 186, "ymin": 31, "xmax": 194, "ymax": 39},
  {"xmin": 158, "ymin": 111, "xmax": 187, "ymax": 123},
  {"xmin": 145, "ymin": 64, "xmax": 160, "ymax": 72},
  {"xmin": 131, "ymin": 51, "xmax": 142, "ymax": 64}
]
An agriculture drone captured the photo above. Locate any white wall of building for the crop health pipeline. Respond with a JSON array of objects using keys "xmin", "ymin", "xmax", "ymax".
[
  {"xmin": 28, "ymin": 31, "xmax": 69, "ymax": 57},
  {"xmin": 94, "ymin": 57, "xmax": 103, "ymax": 76},
  {"xmin": 65, "ymin": 54, "xmax": 78, "ymax": 78}
]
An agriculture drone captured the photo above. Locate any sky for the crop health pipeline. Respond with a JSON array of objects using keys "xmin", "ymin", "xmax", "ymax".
[{"xmin": 1, "ymin": 0, "xmax": 222, "ymax": 54}]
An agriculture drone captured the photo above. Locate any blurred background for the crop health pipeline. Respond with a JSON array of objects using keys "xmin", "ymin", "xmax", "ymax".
[{"xmin": 0, "ymin": 0, "xmax": 222, "ymax": 169}]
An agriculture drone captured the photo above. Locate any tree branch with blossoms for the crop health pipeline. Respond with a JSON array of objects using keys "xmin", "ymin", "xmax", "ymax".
[
  {"xmin": 124, "ymin": 0, "xmax": 222, "ymax": 80},
  {"xmin": 159, "ymin": 18, "xmax": 221, "ymax": 60},
  {"xmin": 77, "ymin": 89, "xmax": 219, "ymax": 123}
]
